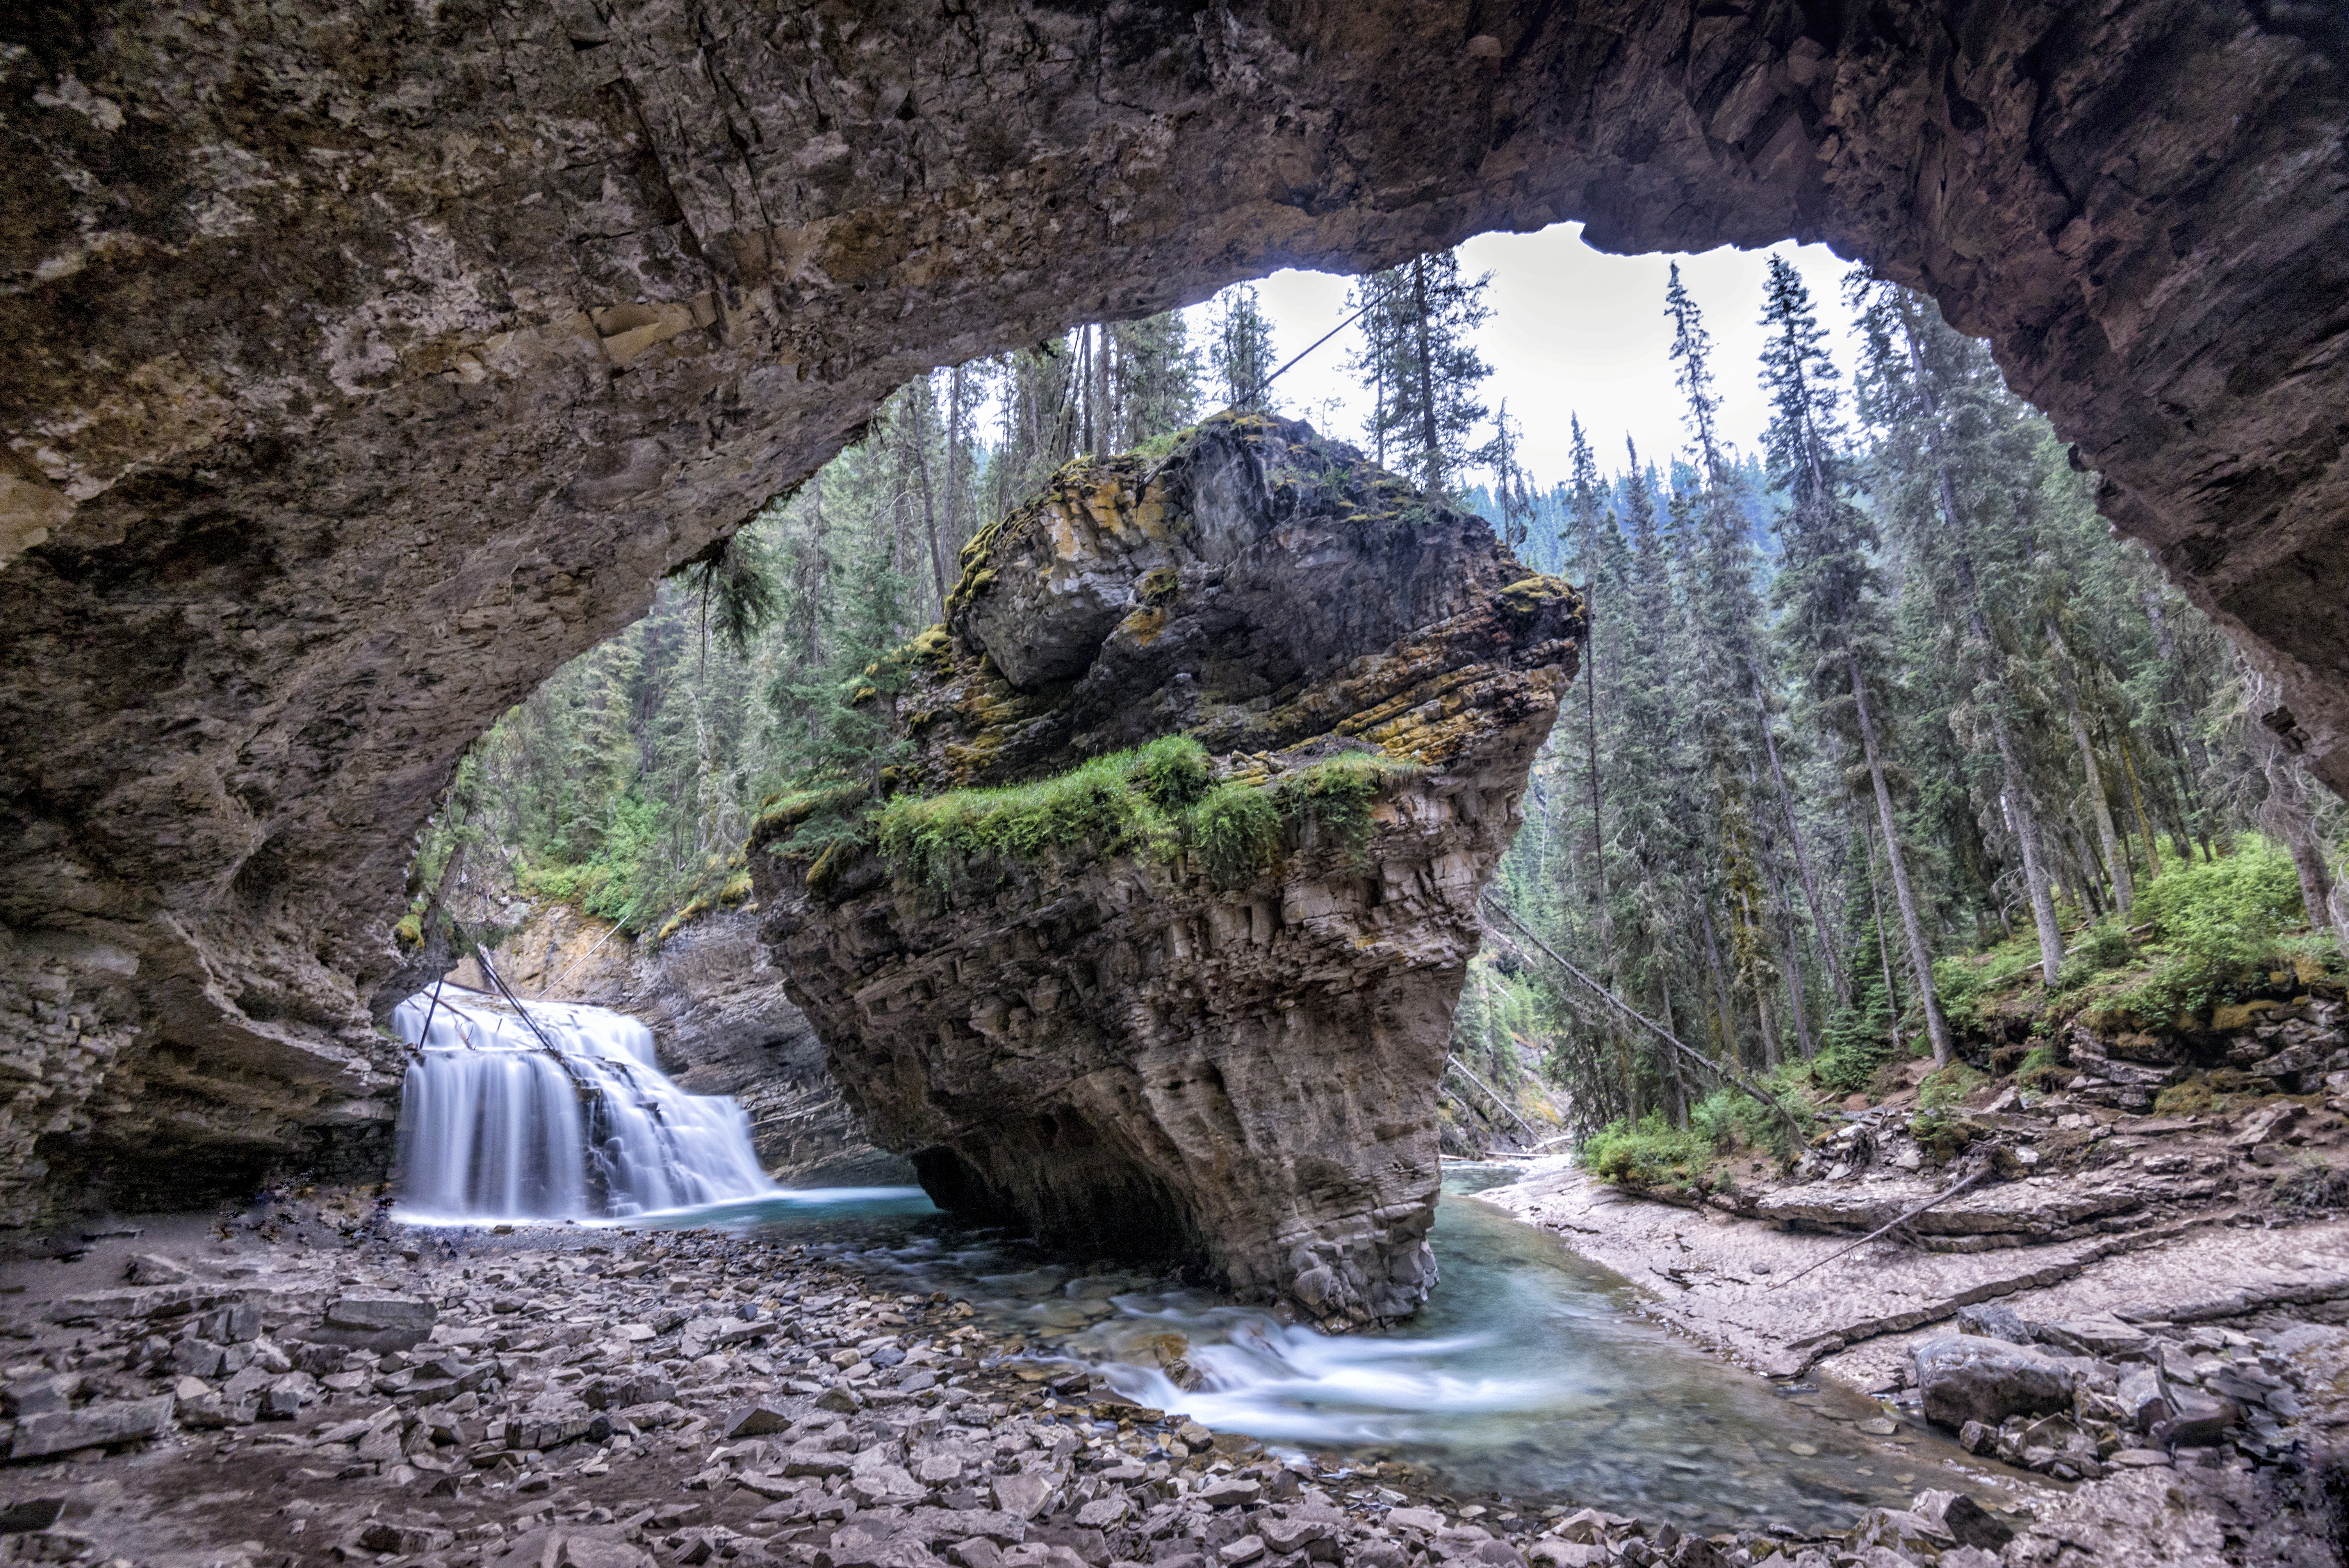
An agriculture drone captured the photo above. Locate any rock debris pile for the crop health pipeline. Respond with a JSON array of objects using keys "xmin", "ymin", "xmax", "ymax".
[
  {"xmin": 0, "ymin": 1214, "xmax": 2057, "ymax": 1568},
  {"xmin": 1907, "ymin": 1302, "xmax": 2325, "ymax": 1482}
]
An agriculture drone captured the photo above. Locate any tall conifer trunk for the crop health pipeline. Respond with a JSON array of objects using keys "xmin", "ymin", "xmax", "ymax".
[
  {"xmin": 1848, "ymin": 649, "xmax": 1955, "ymax": 1066},
  {"xmin": 2047, "ymin": 618, "xmax": 2132, "ymax": 915},
  {"xmin": 1901, "ymin": 299, "xmax": 2066, "ymax": 984},
  {"xmin": 1413, "ymin": 256, "xmax": 1440, "ymax": 493}
]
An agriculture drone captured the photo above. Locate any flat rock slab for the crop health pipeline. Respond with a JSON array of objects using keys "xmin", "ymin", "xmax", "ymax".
[
  {"xmin": 10, "ymin": 1395, "xmax": 174, "ymax": 1459},
  {"xmin": 324, "ymin": 1292, "xmax": 435, "ymax": 1333},
  {"xmin": 1755, "ymin": 1180, "xmax": 2147, "ymax": 1236},
  {"xmin": 1477, "ymin": 1165, "xmax": 2349, "ymax": 1393}
]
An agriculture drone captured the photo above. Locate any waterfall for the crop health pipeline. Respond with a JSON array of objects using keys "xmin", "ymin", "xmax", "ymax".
[{"xmin": 390, "ymin": 985, "xmax": 779, "ymax": 1222}]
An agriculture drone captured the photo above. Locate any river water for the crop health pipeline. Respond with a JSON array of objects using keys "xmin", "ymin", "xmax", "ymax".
[{"xmin": 626, "ymin": 1165, "xmax": 2021, "ymax": 1535}]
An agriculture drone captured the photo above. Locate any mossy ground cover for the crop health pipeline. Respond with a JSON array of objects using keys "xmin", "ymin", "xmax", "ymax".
[
  {"xmin": 1932, "ymin": 837, "xmax": 2344, "ymax": 1041},
  {"xmin": 766, "ymin": 735, "xmax": 1426, "ymax": 895},
  {"xmin": 1577, "ymin": 837, "xmax": 2348, "ymax": 1194}
]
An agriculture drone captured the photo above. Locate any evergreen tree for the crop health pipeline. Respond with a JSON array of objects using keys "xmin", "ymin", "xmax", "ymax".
[
  {"xmin": 1107, "ymin": 312, "xmax": 1201, "ymax": 448},
  {"xmin": 1759, "ymin": 255, "xmax": 1953, "ymax": 1064},
  {"xmin": 1345, "ymin": 252, "xmax": 1494, "ymax": 495},
  {"xmin": 1208, "ymin": 286, "xmax": 1276, "ymax": 411}
]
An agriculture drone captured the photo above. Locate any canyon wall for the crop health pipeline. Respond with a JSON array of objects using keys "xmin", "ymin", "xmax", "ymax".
[
  {"xmin": 2, "ymin": 0, "xmax": 2344, "ymax": 1217},
  {"xmin": 754, "ymin": 416, "xmax": 1580, "ymax": 1320}
]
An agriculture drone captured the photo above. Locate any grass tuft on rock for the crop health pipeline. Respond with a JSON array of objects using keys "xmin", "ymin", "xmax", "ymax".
[{"xmin": 871, "ymin": 736, "xmax": 1424, "ymax": 891}]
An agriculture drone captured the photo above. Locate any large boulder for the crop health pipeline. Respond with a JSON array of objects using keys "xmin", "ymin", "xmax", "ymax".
[
  {"xmin": 756, "ymin": 416, "xmax": 1580, "ymax": 1322},
  {"xmin": 1913, "ymin": 1335, "xmax": 2079, "ymax": 1431}
]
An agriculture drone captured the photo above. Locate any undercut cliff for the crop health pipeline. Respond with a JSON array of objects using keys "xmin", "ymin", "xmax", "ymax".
[{"xmin": 752, "ymin": 415, "xmax": 1581, "ymax": 1322}]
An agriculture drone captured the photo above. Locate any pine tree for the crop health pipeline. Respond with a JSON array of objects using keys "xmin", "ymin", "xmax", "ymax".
[
  {"xmin": 1107, "ymin": 312, "xmax": 1201, "ymax": 448},
  {"xmin": 1346, "ymin": 252, "xmax": 1493, "ymax": 496},
  {"xmin": 1760, "ymin": 256, "xmax": 1954, "ymax": 1064},
  {"xmin": 1208, "ymin": 286, "xmax": 1276, "ymax": 412}
]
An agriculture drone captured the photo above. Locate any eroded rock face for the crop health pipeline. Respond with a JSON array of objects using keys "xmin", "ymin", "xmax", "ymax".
[
  {"xmin": 2, "ymin": 0, "xmax": 2346, "ymax": 1219},
  {"xmin": 754, "ymin": 417, "xmax": 1579, "ymax": 1319}
]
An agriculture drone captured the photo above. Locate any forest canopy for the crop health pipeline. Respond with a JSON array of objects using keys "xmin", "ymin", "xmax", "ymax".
[{"xmin": 402, "ymin": 257, "xmax": 2347, "ymax": 1149}]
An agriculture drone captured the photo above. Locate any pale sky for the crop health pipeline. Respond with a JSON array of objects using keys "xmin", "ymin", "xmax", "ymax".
[{"xmin": 1181, "ymin": 221, "xmax": 1869, "ymax": 490}]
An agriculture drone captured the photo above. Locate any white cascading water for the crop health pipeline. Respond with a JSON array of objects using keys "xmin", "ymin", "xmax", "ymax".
[{"xmin": 390, "ymin": 985, "xmax": 779, "ymax": 1222}]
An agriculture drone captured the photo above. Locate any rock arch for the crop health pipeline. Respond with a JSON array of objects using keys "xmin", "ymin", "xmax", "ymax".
[{"xmin": 1, "ymin": 0, "xmax": 2344, "ymax": 1214}]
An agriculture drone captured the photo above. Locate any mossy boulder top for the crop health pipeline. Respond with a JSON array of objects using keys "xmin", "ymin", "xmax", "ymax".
[{"xmin": 883, "ymin": 411, "xmax": 1582, "ymax": 797}]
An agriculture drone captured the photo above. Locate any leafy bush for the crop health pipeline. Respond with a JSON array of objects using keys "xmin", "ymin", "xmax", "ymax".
[
  {"xmin": 1918, "ymin": 1062, "xmax": 1987, "ymax": 1112},
  {"xmin": 1933, "ymin": 933, "xmax": 2047, "ymax": 1031},
  {"xmin": 2102, "ymin": 841, "xmax": 2311, "ymax": 1023},
  {"xmin": 2057, "ymin": 921, "xmax": 2135, "ymax": 989},
  {"xmin": 1690, "ymin": 1086, "xmax": 1806, "ymax": 1158},
  {"xmin": 1581, "ymin": 1113, "xmax": 1715, "ymax": 1188}
]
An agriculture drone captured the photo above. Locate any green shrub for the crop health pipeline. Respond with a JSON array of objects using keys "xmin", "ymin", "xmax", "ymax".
[
  {"xmin": 2016, "ymin": 1045, "xmax": 2069, "ymax": 1092},
  {"xmin": 1690, "ymin": 1086, "xmax": 1807, "ymax": 1158},
  {"xmin": 1581, "ymin": 1113, "xmax": 1715, "ymax": 1188},
  {"xmin": 2105, "ymin": 841, "xmax": 2310, "ymax": 1022},
  {"xmin": 2057, "ymin": 921, "xmax": 2135, "ymax": 988},
  {"xmin": 1918, "ymin": 1062, "xmax": 1987, "ymax": 1112},
  {"xmin": 1933, "ymin": 932, "xmax": 2048, "ymax": 1032}
]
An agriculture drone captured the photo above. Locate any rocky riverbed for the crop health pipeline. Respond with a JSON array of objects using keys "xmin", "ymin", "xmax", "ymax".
[
  {"xmin": 0, "ymin": 1193, "xmax": 2133, "ymax": 1568},
  {"xmin": 1477, "ymin": 1075, "xmax": 2349, "ymax": 1564}
]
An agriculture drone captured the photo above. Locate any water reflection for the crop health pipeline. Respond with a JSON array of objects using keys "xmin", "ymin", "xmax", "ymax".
[{"xmin": 637, "ymin": 1163, "xmax": 2025, "ymax": 1533}]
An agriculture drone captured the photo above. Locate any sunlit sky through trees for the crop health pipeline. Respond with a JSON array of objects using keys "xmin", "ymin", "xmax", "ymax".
[{"xmin": 1174, "ymin": 222, "xmax": 1867, "ymax": 491}]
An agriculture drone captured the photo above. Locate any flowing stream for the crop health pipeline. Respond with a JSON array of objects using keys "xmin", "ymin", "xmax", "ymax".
[
  {"xmin": 632, "ymin": 1166, "xmax": 2021, "ymax": 1535},
  {"xmin": 390, "ymin": 986, "xmax": 779, "ymax": 1222},
  {"xmin": 390, "ymin": 996, "xmax": 2019, "ymax": 1531}
]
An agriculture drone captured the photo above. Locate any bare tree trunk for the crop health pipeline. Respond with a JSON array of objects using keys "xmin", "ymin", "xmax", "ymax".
[
  {"xmin": 1412, "ymin": 256, "xmax": 1440, "ymax": 494},
  {"xmin": 1698, "ymin": 898, "xmax": 1740, "ymax": 1062},
  {"xmin": 1848, "ymin": 649, "xmax": 1955, "ymax": 1066},
  {"xmin": 908, "ymin": 380, "xmax": 949, "ymax": 620},
  {"xmin": 1763, "ymin": 846, "xmax": 1818, "ymax": 1058},
  {"xmin": 1750, "ymin": 663, "xmax": 1848, "ymax": 1005},
  {"xmin": 2119, "ymin": 731, "xmax": 2164, "ymax": 880},
  {"xmin": 1093, "ymin": 324, "xmax": 1112, "ymax": 451},
  {"xmin": 2251, "ymin": 703, "xmax": 2349, "ymax": 958},
  {"xmin": 2047, "ymin": 618, "xmax": 2132, "ymax": 916},
  {"xmin": 1659, "ymin": 975, "xmax": 1689, "ymax": 1128},
  {"xmin": 1865, "ymin": 815, "xmax": 1905, "ymax": 1058},
  {"xmin": 1992, "ymin": 718, "xmax": 2065, "ymax": 984}
]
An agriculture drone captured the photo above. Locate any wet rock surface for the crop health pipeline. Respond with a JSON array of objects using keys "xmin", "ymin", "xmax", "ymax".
[
  {"xmin": 756, "ymin": 418, "xmax": 1579, "ymax": 1321},
  {"xmin": 5, "ymin": 0, "xmax": 2349, "ymax": 1231}
]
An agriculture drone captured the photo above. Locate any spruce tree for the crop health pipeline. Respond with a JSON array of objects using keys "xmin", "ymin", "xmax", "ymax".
[
  {"xmin": 1209, "ymin": 286, "xmax": 1276, "ymax": 411},
  {"xmin": 1345, "ymin": 252, "xmax": 1494, "ymax": 496},
  {"xmin": 1759, "ymin": 255, "xmax": 1954, "ymax": 1065}
]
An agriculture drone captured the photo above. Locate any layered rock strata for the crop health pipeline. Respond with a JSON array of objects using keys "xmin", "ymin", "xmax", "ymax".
[
  {"xmin": 452, "ymin": 905, "xmax": 910, "ymax": 1187},
  {"xmin": 4, "ymin": 0, "xmax": 2347, "ymax": 1222},
  {"xmin": 754, "ymin": 417, "xmax": 1579, "ymax": 1321}
]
